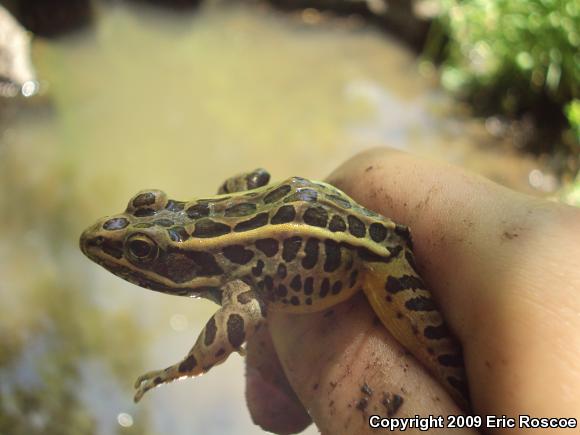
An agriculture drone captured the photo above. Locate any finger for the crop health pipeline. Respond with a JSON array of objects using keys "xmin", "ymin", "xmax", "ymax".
[
  {"xmin": 269, "ymin": 293, "xmax": 479, "ymax": 435},
  {"xmin": 245, "ymin": 325, "xmax": 312, "ymax": 434},
  {"xmin": 326, "ymin": 147, "xmax": 580, "ymax": 418}
]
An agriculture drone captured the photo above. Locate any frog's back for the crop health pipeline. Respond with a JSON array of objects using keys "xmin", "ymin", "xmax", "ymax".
[{"xmin": 171, "ymin": 176, "xmax": 408, "ymax": 311}]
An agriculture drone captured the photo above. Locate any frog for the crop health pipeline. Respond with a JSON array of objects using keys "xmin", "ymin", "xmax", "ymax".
[{"xmin": 79, "ymin": 168, "xmax": 468, "ymax": 409}]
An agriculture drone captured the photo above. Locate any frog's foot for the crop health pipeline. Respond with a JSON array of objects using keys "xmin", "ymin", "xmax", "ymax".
[{"xmin": 134, "ymin": 368, "xmax": 177, "ymax": 402}]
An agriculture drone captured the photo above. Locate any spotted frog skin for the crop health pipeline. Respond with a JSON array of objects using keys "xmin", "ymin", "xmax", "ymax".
[{"xmin": 80, "ymin": 169, "xmax": 468, "ymax": 409}]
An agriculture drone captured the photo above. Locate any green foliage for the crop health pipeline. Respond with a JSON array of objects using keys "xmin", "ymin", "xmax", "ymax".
[
  {"xmin": 561, "ymin": 169, "xmax": 580, "ymax": 206},
  {"xmin": 566, "ymin": 99, "xmax": 580, "ymax": 143},
  {"xmin": 430, "ymin": 0, "xmax": 579, "ymax": 144}
]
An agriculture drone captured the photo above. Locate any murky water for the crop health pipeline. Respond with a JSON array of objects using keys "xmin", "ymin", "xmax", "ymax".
[{"xmin": 0, "ymin": 1, "xmax": 557, "ymax": 434}]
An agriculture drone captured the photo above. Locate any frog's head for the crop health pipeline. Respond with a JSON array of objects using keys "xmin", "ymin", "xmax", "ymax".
[{"xmin": 80, "ymin": 189, "xmax": 219, "ymax": 296}]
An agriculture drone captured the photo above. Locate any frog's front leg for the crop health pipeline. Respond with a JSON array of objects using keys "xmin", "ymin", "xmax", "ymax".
[
  {"xmin": 134, "ymin": 280, "xmax": 267, "ymax": 402},
  {"xmin": 217, "ymin": 168, "xmax": 270, "ymax": 194}
]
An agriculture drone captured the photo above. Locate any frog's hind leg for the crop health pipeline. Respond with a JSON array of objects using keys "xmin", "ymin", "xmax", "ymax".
[
  {"xmin": 218, "ymin": 168, "xmax": 270, "ymax": 194},
  {"xmin": 133, "ymin": 280, "xmax": 266, "ymax": 402},
  {"xmin": 361, "ymin": 248, "xmax": 470, "ymax": 411}
]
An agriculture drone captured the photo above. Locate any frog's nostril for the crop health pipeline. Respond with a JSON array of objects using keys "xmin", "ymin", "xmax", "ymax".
[{"xmin": 90, "ymin": 236, "xmax": 105, "ymax": 246}]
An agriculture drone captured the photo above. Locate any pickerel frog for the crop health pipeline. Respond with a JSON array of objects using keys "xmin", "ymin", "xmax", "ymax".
[{"xmin": 80, "ymin": 169, "xmax": 468, "ymax": 409}]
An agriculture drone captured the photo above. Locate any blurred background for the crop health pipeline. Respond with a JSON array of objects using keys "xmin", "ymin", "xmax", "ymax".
[{"xmin": 0, "ymin": 0, "xmax": 577, "ymax": 434}]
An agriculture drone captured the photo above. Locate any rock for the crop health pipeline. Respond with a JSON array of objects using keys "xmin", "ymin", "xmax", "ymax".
[{"xmin": 0, "ymin": 4, "xmax": 37, "ymax": 98}]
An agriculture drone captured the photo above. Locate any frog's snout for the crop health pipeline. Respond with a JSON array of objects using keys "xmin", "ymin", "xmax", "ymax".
[{"xmin": 79, "ymin": 224, "xmax": 104, "ymax": 258}]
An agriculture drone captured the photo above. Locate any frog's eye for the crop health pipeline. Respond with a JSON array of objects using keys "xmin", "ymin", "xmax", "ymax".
[{"xmin": 126, "ymin": 234, "xmax": 158, "ymax": 263}]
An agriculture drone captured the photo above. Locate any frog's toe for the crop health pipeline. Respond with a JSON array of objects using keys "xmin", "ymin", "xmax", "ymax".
[
  {"xmin": 133, "ymin": 380, "xmax": 156, "ymax": 403},
  {"xmin": 134, "ymin": 387, "xmax": 146, "ymax": 403},
  {"xmin": 133, "ymin": 370, "xmax": 166, "ymax": 401},
  {"xmin": 134, "ymin": 373, "xmax": 148, "ymax": 389}
]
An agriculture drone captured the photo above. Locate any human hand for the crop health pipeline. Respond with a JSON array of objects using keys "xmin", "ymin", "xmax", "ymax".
[{"xmin": 246, "ymin": 148, "xmax": 580, "ymax": 434}]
